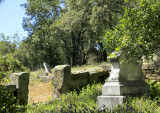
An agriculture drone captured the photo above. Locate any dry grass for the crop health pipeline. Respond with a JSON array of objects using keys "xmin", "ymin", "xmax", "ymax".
[
  {"xmin": 28, "ymin": 62, "xmax": 110, "ymax": 104},
  {"xmin": 71, "ymin": 62, "xmax": 110, "ymax": 72},
  {"xmin": 28, "ymin": 80, "xmax": 53, "ymax": 104}
]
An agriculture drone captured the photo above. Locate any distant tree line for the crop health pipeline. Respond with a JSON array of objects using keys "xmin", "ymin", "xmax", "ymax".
[
  {"xmin": 19, "ymin": 0, "xmax": 129, "ymax": 69},
  {"xmin": 0, "ymin": 0, "xmax": 159, "ymax": 70}
]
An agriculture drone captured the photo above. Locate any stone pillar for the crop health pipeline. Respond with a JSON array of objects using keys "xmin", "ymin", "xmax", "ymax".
[
  {"xmin": 97, "ymin": 51, "xmax": 149, "ymax": 111},
  {"xmin": 53, "ymin": 65, "xmax": 71, "ymax": 98},
  {"xmin": 8, "ymin": 72, "xmax": 30, "ymax": 105}
]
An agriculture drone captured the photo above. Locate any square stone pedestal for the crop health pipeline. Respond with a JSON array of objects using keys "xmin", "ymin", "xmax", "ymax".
[{"xmin": 97, "ymin": 96, "xmax": 126, "ymax": 111}]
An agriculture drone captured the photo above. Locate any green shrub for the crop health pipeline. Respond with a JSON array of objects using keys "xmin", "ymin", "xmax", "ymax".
[
  {"xmin": 26, "ymin": 81, "xmax": 160, "ymax": 113},
  {"xmin": 26, "ymin": 83, "xmax": 104, "ymax": 113},
  {"xmin": 0, "ymin": 52, "xmax": 29, "ymax": 112},
  {"xmin": 0, "ymin": 52, "xmax": 28, "ymax": 81},
  {"xmin": 0, "ymin": 85, "xmax": 17, "ymax": 112},
  {"xmin": 147, "ymin": 80, "xmax": 160, "ymax": 103},
  {"xmin": 114, "ymin": 81, "xmax": 160, "ymax": 113},
  {"xmin": 114, "ymin": 96, "xmax": 160, "ymax": 113}
]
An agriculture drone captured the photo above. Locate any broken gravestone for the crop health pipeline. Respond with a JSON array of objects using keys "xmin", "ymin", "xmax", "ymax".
[{"xmin": 97, "ymin": 51, "xmax": 149, "ymax": 111}]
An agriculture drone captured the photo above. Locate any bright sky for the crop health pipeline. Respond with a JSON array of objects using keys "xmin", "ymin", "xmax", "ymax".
[{"xmin": 0, "ymin": 0, "xmax": 28, "ymax": 39}]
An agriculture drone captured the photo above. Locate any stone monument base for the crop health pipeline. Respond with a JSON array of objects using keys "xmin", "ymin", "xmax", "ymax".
[
  {"xmin": 97, "ymin": 80, "xmax": 149, "ymax": 111},
  {"xmin": 97, "ymin": 96, "xmax": 126, "ymax": 111},
  {"xmin": 102, "ymin": 80, "xmax": 149, "ymax": 96}
]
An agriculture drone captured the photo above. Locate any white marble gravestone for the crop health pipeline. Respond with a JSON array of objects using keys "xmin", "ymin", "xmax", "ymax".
[
  {"xmin": 43, "ymin": 62, "xmax": 52, "ymax": 73},
  {"xmin": 97, "ymin": 51, "xmax": 149, "ymax": 111}
]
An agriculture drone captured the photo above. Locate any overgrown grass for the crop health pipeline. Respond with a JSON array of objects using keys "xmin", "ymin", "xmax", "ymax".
[
  {"xmin": 114, "ymin": 80, "xmax": 160, "ymax": 113},
  {"xmin": 26, "ymin": 81, "xmax": 160, "ymax": 113}
]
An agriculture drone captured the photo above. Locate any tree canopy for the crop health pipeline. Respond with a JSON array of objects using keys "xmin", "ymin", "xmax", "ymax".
[
  {"xmin": 1, "ymin": 0, "xmax": 159, "ymax": 70},
  {"xmin": 21, "ymin": 0, "xmax": 127, "ymax": 67},
  {"xmin": 102, "ymin": 0, "xmax": 160, "ymax": 60}
]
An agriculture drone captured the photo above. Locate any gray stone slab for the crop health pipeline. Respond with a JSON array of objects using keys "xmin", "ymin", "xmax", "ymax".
[
  {"xmin": 102, "ymin": 81, "xmax": 149, "ymax": 96},
  {"xmin": 40, "ymin": 76, "xmax": 54, "ymax": 83},
  {"xmin": 97, "ymin": 96, "xmax": 126, "ymax": 111}
]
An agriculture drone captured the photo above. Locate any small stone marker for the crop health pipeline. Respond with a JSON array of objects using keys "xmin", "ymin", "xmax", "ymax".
[
  {"xmin": 97, "ymin": 51, "xmax": 149, "ymax": 111},
  {"xmin": 43, "ymin": 62, "xmax": 52, "ymax": 73}
]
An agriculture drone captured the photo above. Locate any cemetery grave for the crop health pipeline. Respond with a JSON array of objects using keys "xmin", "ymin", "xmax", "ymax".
[
  {"xmin": 28, "ymin": 59, "xmax": 159, "ymax": 105},
  {"xmin": 2, "ymin": 60, "xmax": 160, "ymax": 112},
  {"xmin": 97, "ymin": 51, "xmax": 149, "ymax": 111},
  {"xmin": 28, "ymin": 62, "xmax": 110, "ymax": 104}
]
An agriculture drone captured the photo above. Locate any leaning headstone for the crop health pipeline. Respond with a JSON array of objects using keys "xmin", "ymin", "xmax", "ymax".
[
  {"xmin": 97, "ymin": 51, "xmax": 149, "ymax": 111},
  {"xmin": 8, "ymin": 72, "xmax": 30, "ymax": 105},
  {"xmin": 43, "ymin": 62, "xmax": 52, "ymax": 73}
]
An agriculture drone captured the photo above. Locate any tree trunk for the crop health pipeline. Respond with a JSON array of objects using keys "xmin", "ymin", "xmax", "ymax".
[
  {"xmin": 71, "ymin": 31, "xmax": 77, "ymax": 66},
  {"xmin": 99, "ymin": 42, "xmax": 107, "ymax": 62}
]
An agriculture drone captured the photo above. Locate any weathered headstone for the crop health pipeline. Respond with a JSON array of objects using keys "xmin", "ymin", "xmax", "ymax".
[
  {"xmin": 53, "ymin": 65, "xmax": 71, "ymax": 98},
  {"xmin": 97, "ymin": 51, "xmax": 149, "ymax": 111},
  {"xmin": 43, "ymin": 62, "xmax": 52, "ymax": 73},
  {"xmin": 8, "ymin": 72, "xmax": 30, "ymax": 105}
]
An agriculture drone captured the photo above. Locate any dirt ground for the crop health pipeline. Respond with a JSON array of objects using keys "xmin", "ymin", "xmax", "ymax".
[{"xmin": 28, "ymin": 81, "xmax": 53, "ymax": 104}]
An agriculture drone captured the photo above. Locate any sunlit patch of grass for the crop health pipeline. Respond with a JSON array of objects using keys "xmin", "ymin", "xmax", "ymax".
[
  {"xmin": 30, "ymin": 68, "xmax": 45, "ymax": 78},
  {"xmin": 30, "ymin": 62, "xmax": 110, "ymax": 78},
  {"xmin": 28, "ymin": 80, "xmax": 53, "ymax": 104},
  {"xmin": 71, "ymin": 62, "xmax": 110, "ymax": 72}
]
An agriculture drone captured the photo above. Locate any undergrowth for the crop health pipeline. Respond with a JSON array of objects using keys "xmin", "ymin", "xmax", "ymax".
[
  {"xmin": 26, "ymin": 83, "xmax": 103, "ymax": 113},
  {"xmin": 26, "ymin": 80, "xmax": 160, "ymax": 113}
]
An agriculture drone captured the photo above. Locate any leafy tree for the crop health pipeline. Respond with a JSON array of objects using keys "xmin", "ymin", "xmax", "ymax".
[
  {"xmin": 55, "ymin": 0, "xmax": 95, "ymax": 65},
  {"xmin": 22, "ymin": 0, "xmax": 138, "ymax": 67},
  {"xmin": 55, "ymin": 0, "xmax": 127, "ymax": 65},
  {"xmin": 102, "ymin": 0, "xmax": 160, "ymax": 60},
  {"xmin": 0, "ymin": 34, "xmax": 28, "ymax": 79},
  {"xmin": 90, "ymin": 0, "xmax": 125, "ymax": 61},
  {"xmin": 0, "ymin": 33, "xmax": 21, "ymax": 55},
  {"xmin": 22, "ymin": 0, "xmax": 64, "ymax": 68}
]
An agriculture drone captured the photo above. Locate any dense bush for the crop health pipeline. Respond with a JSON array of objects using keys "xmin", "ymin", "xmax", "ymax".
[
  {"xmin": 0, "ymin": 85, "xmax": 16, "ymax": 112},
  {"xmin": 0, "ymin": 52, "xmax": 28, "ymax": 81},
  {"xmin": 147, "ymin": 80, "xmax": 160, "ymax": 103},
  {"xmin": 0, "ymin": 52, "xmax": 29, "ymax": 112}
]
